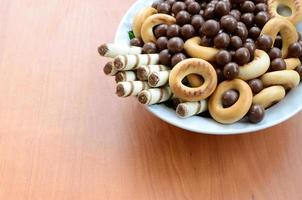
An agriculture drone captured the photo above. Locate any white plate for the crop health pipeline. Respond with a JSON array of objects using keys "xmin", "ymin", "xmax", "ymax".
[{"xmin": 114, "ymin": 0, "xmax": 302, "ymax": 135}]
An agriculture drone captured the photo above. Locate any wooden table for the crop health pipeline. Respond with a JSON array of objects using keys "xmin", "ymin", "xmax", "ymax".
[{"xmin": 0, "ymin": 0, "xmax": 302, "ymax": 199}]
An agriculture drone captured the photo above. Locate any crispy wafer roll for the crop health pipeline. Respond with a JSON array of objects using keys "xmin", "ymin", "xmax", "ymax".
[
  {"xmin": 148, "ymin": 70, "xmax": 171, "ymax": 87},
  {"xmin": 114, "ymin": 54, "xmax": 159, "ymax": 71},
  {"xmin": 136, "ymin": 65, "xmax": 169, "ymax": 80},
  {"xmin": 98, "ymin": 43, "xmax": 142, "ymax": 58},
  {"xmin": 138, "ymin": 86, "xmax": 172, "ymax": 105},
  {"xmin": 103, "ymin": 61, "xmax": 118, "ymax": 76},
  {"xmin": 176, "ymin": 100, "xmax": 208, "ymax": 118},
  {"xmin": 115, "ymin": 71, "xmax": 137, "ymax": 82},
  {"xmin": 116, "ymin": 81, "xmax": 149, "ymax": 97}
]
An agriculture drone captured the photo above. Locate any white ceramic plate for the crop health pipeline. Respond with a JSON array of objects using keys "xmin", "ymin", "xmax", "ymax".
[{"xmin": 114, "ymin": 0, "xmax": 302, "ymax": 135}]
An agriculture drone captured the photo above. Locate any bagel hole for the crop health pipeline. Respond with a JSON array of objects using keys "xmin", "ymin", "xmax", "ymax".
[
  {"xmin": 277, "ymin": 4, "xmax": 292, "ymax": 17},
  {"xmin": 222, "ymin": 90, "xmax": 240, "ymax": 108},
  {"xmin": 183, "ymin": 74, "xmax": 204, "ymax": 88}
]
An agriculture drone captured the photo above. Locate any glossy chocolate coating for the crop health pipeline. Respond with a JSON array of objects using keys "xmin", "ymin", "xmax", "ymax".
[
  {"xmin": 222, "ymin": 90, "xmax": 239, "ymax": 107},
  {"xmin": 248, "ymin": 104, "xmax": 265, "ymax": 123},
  {"xmin": 223, "ymin": 62, "xmax": 239, "ymax": 80},
  {"xmin": 248, "ymin": 79, "xmax": 263, "ymax": 94}
]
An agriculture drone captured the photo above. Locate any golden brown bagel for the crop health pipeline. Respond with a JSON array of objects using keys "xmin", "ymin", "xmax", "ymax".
[
  {"xmin": 253, "ymin": 86, "xmax": 286, "ymax": 109},
  {"xmin": 260, "ymin": 70, "xmax": 300, "ymax": 89},
  {"xmin": 132, "ymin": 7, "xmax": 157, "ymax": 38}
]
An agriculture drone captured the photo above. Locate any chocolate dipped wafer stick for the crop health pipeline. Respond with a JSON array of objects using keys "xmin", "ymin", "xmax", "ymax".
[
  {"xmin": 98, "ymin": 43, "xmax": 142, "ymax": 58},
  {"xmin": 116, "ymin": 81, "xmax": 149, "ymax": 97},
  {"xmin": 103, "ymin": 61, "xmax": 118, "ymax": 76},
  {"xmin": 136, "ymin": 65, "xmax": 169, "ymax": 80},
  {"xmin": 114, "ymin": 54, "xmax": 159, "ymax": 71},
  {"xmin": 148, "ymin": 70, "xmax": 171, "ymax": 87},
  {"xmin": 115, "ymin": 71, "xmax": 137, "ymax": 82},
  {"xmin": 176, "ymin": 100, "xmax": 208, "ymax": 118},
  {"xmin": 138, "ymin": 86, "xmax": 172, "ymax": 105}
]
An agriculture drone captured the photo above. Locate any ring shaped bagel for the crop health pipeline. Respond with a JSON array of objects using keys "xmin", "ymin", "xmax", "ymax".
[
  {"xmin": 184, "ymin": 37, "xmax": 219, "ymax": 62},
  {"xmin": 169, "ymin": 58, "xmax": 217, "ymax": 101},
  {"xmin": 285, "ymin": 58, "xmax": 301, "ymax": 70},
  {"xmin": 253, "ymin": 86, "xmax": 286, "ymax": 109},
  {"xmin": 261, "ymin": 18, "xmax": 298, "ymax": 58},
  {"xmin": 132, "ymin": 7, "xmax": 157, "ymax": 38},
  {"xmin": 209, "ymin": 79, "xmax": 253, "ymax": 124},
  {"xmin": 141, "ymin": 14, "xmax": 176, "ymax": 43},
  {"xmin": 238, "ymin": 50, "xmax": 270, "ymax": 81},
  {"xmin": 268, "ymin": 0, "xmax": 302, "ymax": 25},
  {"xmin": 261, "ymin": 70, "xmax": 300, "ymax": 89},
  {"xmin": 187, "ymin": 74, "xmax": 204, "ymax": 87}
]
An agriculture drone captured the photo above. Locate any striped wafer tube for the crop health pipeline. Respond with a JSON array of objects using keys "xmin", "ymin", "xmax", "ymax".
[
  {"xmin": 98, "ymin": 43, "xmax": 142, "ymax": 58},
  {"xmin": 176, "ymin": 100, "xmax": 208, "ymax": 118},
  {"xmin": 136, "ymin": 65, "xmax": 170, "ymax": 80},
  {"xmin": 115, "ymin": 71, "xmax": 137, "ymax": 82},
  {"xmin": 138, "ymin": 86, "xmax": 172, "ymax": 105},
  {"xmin": 148, "ymin": 70, "xmax": 171, "ymax": 87},
  {"xmin": 116, "ymin": 81, "xmax": 149, "ymax": 97},
  {"xmin": 103, "ymin": 61, "xmax": 118, "ymax": 76},
  {"xmin": 114, "ymin": 54, "xmax": 159, "ymax": 71}
]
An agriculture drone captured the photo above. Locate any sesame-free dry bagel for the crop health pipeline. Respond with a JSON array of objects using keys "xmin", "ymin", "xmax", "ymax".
[{"xmin": 132, "ymin": 7, "xmax": 158, "ymax": 38}]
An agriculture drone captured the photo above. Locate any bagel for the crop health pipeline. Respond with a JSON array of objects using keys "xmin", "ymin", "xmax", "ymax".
[
  {"xmin": 169, "ymin": 58, "xmax": 217, "ymax": 101},
  {"xmin": 260, "ymin": 18, "xmax": 298, "ymax": 58},
  {"xmin": 184, "ymin": 37, "xmax": 219, "ymax": 62},
  {"xmin": 132, "ymin": 7, "xmax": 158, "ymax": 38},
  {"xmin": 268, "ymin": 0, "xmax": 302, "ymax": 25},
  {"xmin": 141, "ymin": 14, "xmax": 176, "ymax": 43},
  {"xmin": 187, "ymin": 74, "xmax": 204, "ymax": 87},
  {"xmin": 285, "ymin": 58, "xmax": 301, "ymax": 70},
  {"xmin": 260, "ymin": 70, "xmax": 300, "ymax": 89},
  {"xmin": 253, "ymin": 86, "xmax": 286, "ymax": 109},
  {"xmin": 238, "ymin": 49, "xmax": 271, "ymax": 81},
  {"xmin": 209, "ymin": 79, "xmax": 253, "ymax": 124}
]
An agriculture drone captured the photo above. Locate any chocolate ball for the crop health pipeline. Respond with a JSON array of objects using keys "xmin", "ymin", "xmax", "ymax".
[
  {"xmin": 215, "ymin": 68, "xmax": 225, "ymax": 83},
  {"xmin": 142, "ymin": 42, "xmax": 157, "ymax": 54},
  {"xmin": 156, "ymin": 37, "xmax": 168, "ymax": 50},
  {"xmin": 220, "ymin": 15, "xmax": 238, "ymax": 33},
  {"xmin": 223, "ymin": 62, "xmax": 239, "ymax": 80},
  {"xmin": 200, "ymin": 35, "xmax": 213, "ymax": 47},
  {"xmin": 248, "ymin": 104, "xmax": 265, "ymax": 123},
  {"xmin": 167, "ymin": 37, "xmax": 184, "ymax": 53},
  {"xmin": 255, "ymin": 3, "xmax": 268, "ymax": 13},
  {"xmin": 216, "ymin": 50, "xmax": 232, "ymax": 66},
  {"xmin": 243, "ymin": 42, "xmax": 256, "ymax": 57},
  {"xmin": 235, "ymin": 47, "xmax": 251, "ymax": 65},
  {"xmin": 248, "ymin": 79, "xmax": 263, "ymax": 94},
  {"xmin": 268, "ymin": 47, "xmax": 282, "ymax": 60},
  {"xmin": 130, "ymin": 38, "xmax": 143, "ymax": 47},
  {"xmin": 296, "ymin": 65, "xmax": 302, "ymax": 78},
  {"xmin": 171, "ymin": 53, "xmax": 187, "ymax": 66},
  {"xmin": 187, "ymin": 2, "xmax": 201, "ymax": 14},
  {"xmin": 157, "ymin": 2, "xmax": 171, "ymax": 14},
  {"xmin": 249, "ymin": 26, "xmax": 261, "ymax": 39},
  {"xmin": 245, "ymin": 38, "xmax": 254, "ymax": 43},
  {"xmin": 241, "ymin": 13, "xmax": 254, "ymax": 27},
  {"xmin": 181, "ymin": 24, "xmax": 196, "ymax": 39},
  {"xmin": 152, "ymin": 0, "xmax": 163, "ymax": 9},
  {"xmin": 215, "ymin": 1, "xmax": 231, "ymax": 17},
  {"xmin": 229, "ymin": 9, "xmax": 241, "ymax": 21},
  {"xmin": 176, "ymin": 11, "xmax": 191, "ymax": 26},
  {"xmin": 159, "ymin": 49, "xmax": 172, "ymax": 65},
  {"xmin": 230, "ymin": 36, "xmax": 243, "ymax": 49},
  {"xmin": 256, "ymin": 35, "xmax": 273, "ymax": 51},
  {"xmin": 185, "ymin": 0, "xmax": 195, "ymax": 6},
  {"xmin": 274, "ymin": 35, "xmax": 282, "ymax": 49},
  {"xmin": 270, "ymin": 58, "xmax": 286, "ymax": 71},
  {"xmin": 214, "ymin": 33, "xmax": 230, "ymax": 49},
  {"xmin": 166, "ymin": 0, "xmax": 176, "ymax": 6},
  {"xmin": 154, "ymin": 24, "xmax": 168, "ymax": 38},
  {"xmin": 222, "ymin": 90, "xmax": 239, "ymax": 107},
  {"xmin": 255, "ymin": 11, "xmax": 270, "ymax": 28},
  {"xmin": 172, "ymin": 1, "xmax": 186, "ymax": 15},
  {"xmin": 288, "ymin": 42, "xmax": 302, "ymax": 58},
  {"xmin": 235, "ymin": 22, "xmax": 248, "ymax": 40},
  {"xmin": 201, "ymin": 20, "xmax": 220, "ymax": 37},
  {"xmin": 203, "ymin": 6, "xmax": 216, "ymax": 20},
  {"xmin": 191, "ymin": 15, "xmax": 205, "ymax": 30},
  {"xmin": 241, "ymin": 1, "xmax": 255, "ymax": 13},
  {"xmin": 167, "ymin": 24, "xmax": 181, "ymax": 38}
]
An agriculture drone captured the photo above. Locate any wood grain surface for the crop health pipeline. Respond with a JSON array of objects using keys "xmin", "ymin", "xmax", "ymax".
[{"xmin": 0, "ymin": 0, "xmax": 302, "ymax": 199}]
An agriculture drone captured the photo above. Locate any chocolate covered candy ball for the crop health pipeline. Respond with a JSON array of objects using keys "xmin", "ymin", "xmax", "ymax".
[
  {"xmin": 235, "ymin": 47, "xmax": 251, "ymax": 65},
  {"xmin": 200, "ymin": 35, "xmax": 213, "ymax": 47},
  {"xmin": 176, "ymin": 10, "xmax": 191, "ymax": 26},
  {"xmin": 223, "ymin": 62, "xmax": 239, "ymax": 80},
  {"xmin": 222, "ymin": 90, "xmax": 239, "ymax": 108},
  {"xmin": 235, "ymin": 22, "xmax": 248, "ymax": 40},
  {"xmin": 154, "ymin": 24, "xmax": 168, "ymax": 38},
  {"xmin": 230, "ymin": 36, "xmax": 243, "ymax": 49},
  {"xmin": 229, "ymin": 9, "xmax": 241, "ymax": 21},
  {"xmin": 142, "ymin": 42, "xmax": 157, "ymax": 54},
  {"xmin": 255, "ymin": 11, "xmax": 270, "ymax": 28},
  {"xmin": 214, "ymin": 33, "xmax": 230, "ymax": 49},
  {"xmin": 248, "ymin": 79, "xmax": 263, "ymax": 94},
  {"xmin": 191, "ymin": 15, "xmax": 205, "ymax": 30},
  {"xmin": 274, "ymin": 35, "xmax": 282, "ymax": 49},
  {"xmin": 248, "ymin": 104, "xmax": 265, "ymax": 123},
  {"xmin": 167, "ymin": 37, "xmax": 184, "ymax": 53},
  {"xmin": 156, "ymin": 37, "xmax": 168, "ymax": 51},
  {"xmin": 187, "ymin": 2, "xmax": 201, "ymax": 15},
  {"xmin": 256, "ymin": 35, "xmax": 273, "ymax": 51},
  {"xmin": 220, "ymin": 15, "xmax": 238, "ymax": 33},
  {"xmin": 249, "ymin": 26, "xmax": 261, "ymax": 39},
  {"xmin": 241, "ymin": 13, "xmax": 254, "ymax": 28},
  {"xmin": 201, "ymin": 20, "xmax": 220, "ymax": 37},
  {"xmin": 130, "ymin": 38, "xmax": 143, "ymax": 47},
  {"xmin": 288, "ymin": 42, "xmax": 302, "ymax": 58},
  {"xmin": 181, "ymin": 24, "xmax": 196, "ymax": 39},
  {"xmin": 216, "ymin": 50, "xmax": 232, "ymax": 66},
  {"xmin": 270, "ymin": 58, "xmax": 286, "ymax": 71},
  {"xmin": 167, "ymin": 24, "xmax": 181, "ymax": 38},
  {"xmin": 171, "ymin": 53, "xmax": 187, "ymax": 66},
  {"xmin": 241, "ymin": 1, "xmax": 255, "ymax": 13},
  {"xmin": 159, "ymin": 49, "xmax": 172, "ymax": 65},
  {"xmin": 243, "ymin": 42, "xmax": 256, "ymax": 57},
  {"xmin": 203, "ymin": 6, "xmax": 215, "ymax": 20},
  {"xmin": 215, "ymin": 1, "xmax": 231, "ymax": 17},
  {"xmin": 268, "ymin": 47, "xmax": 282, "ymax": 60},
  {"xmin": 255, "ymin": 3, "xmax": 268, "ymax": 13},
  {"xmin": 172, "ymin": 1, "xmax": 186, "ymax": 15},
  {"xmin": 157, "ymin": 2, "xmax": 171, "ymax": 14}
]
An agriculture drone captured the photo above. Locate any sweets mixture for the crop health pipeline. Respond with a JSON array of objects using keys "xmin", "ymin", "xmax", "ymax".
[{"xmin": 99, "ymin": 0, "xmax": 302, "ymax": 124}]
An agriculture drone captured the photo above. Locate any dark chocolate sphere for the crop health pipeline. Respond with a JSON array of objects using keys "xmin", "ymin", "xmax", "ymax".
[
  {"xmin": 248, "ymin": 104, "xmax": 265, "ymax": 123},
  {"xmin": 222, "ymin": 90, "xmax": 239, "ymax": 107}
]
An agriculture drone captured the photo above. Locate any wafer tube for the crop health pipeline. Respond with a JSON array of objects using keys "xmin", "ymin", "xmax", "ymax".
[
  {"xmin": 285, "ymin": 58, "xmax": 301, "ymax": 70},
  {"xmin": 138, "ymin": 86, "xmax": 172, "ymax": 105},
  {"xmin": 176, "ymin": 100, "xmax": 208, "ymax": 118},
  {"xmin": 98, "ymin": 43, "xmax": 142, "ymax": 58},
  {"xmin": 116, "ymin": 81, "xmax": 149, "ymax": 97},
  {"xmin": 115, "ymin": 71, "xmax": 137, "ymax": 82},
  {"xmin": 114, "ymin": 54, "xmax": 160, "ymax": 71},
  {"xmin": 103, "ymin": 61, "xmax": 118, "ymax": 76},
  {"xmin": 148, "ymin": 70, "xmax": 171, "ymax": 87},
  {"xmin": 136, "ymin": 65, "xmax": 170, "ymax": 80}
]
